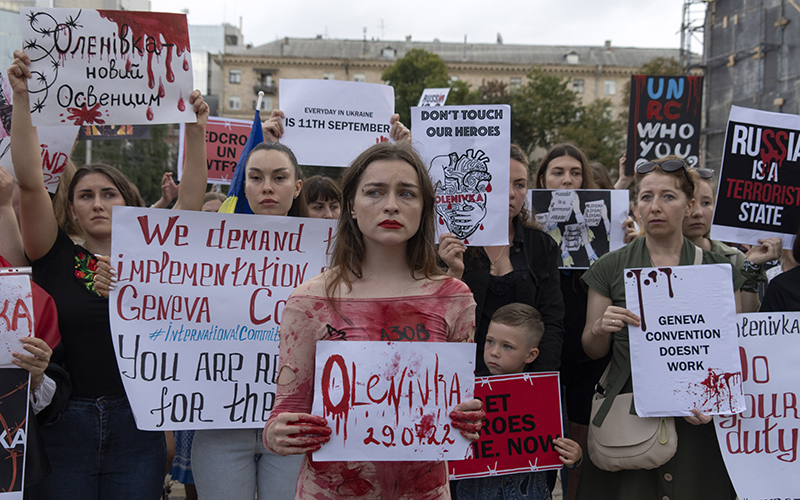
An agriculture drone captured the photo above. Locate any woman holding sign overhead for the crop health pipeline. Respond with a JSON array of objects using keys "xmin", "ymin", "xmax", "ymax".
[
  {"xmin": 8, "ymin": 50, "xmax": 209, "ymax": 500},
  {"xmin": 264, "ymin": 142, "xmax": 484, "ymax": 499},
  {"xmin": 577, "ymin": 159, "xmax": 745, "ymax": 499}
]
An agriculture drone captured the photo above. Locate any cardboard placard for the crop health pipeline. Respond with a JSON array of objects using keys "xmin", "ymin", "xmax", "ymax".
[{"xmin": 177, "ymin": 117, "xmax": 251, "ymax": 185}]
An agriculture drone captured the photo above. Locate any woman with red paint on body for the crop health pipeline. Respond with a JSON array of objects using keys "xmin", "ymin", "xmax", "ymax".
[
  {"xmin": 8, "ymin": 50, "xmax": 209, "ymax": 500},
  {"xmin": 576, "ymin": 159, "xmax": 745, "ymax": 500},
  {"xmin": 264, "ymin": 141, "xmax": 484, "ymax": 499}
]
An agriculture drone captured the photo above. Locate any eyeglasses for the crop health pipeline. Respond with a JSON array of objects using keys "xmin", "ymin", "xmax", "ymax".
[
  {"xmin": 635, "ymin": 160, "xmax": 687, "ymax": 174},
  {"xmin": 692, "ymin": 168, "xmax": 713, "ymax": 179}
]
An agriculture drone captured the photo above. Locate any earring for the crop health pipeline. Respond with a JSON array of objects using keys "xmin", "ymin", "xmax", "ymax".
[
  {"xmin": 293, "ymin": 194, "xmax": 298, "ymax": 200},
  {"xmin": 72, "ymin": 215, "xmax": 78, "ymax": 220}
]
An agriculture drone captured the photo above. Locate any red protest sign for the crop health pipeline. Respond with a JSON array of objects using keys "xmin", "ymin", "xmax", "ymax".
[
  {"xmin": 448, "ymin": 372, "xmax": 563, "ymax": 479},
  {"xmin": 178, "ymin": 117, "xmax": 251, "ymax": 185}
]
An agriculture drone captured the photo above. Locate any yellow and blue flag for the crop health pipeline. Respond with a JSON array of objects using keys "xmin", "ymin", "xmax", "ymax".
[{"xmin": 219, "ymin": 110, "xmax": 263, "ymax": 214}]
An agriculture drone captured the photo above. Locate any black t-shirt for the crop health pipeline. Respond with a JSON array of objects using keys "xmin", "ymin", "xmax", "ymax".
[
  {"xmin": 31, "ymin": 230, "xmax": 125, "ymax": 398},
  {"xmin": 760, "ymin": 266, "xmax": 800, "ymax": 312}
]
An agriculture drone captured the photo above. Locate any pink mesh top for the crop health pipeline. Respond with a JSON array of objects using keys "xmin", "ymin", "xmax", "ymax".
[{"xmin": 265, "ymin": 277, "xmax": 475, "ymax": 499}]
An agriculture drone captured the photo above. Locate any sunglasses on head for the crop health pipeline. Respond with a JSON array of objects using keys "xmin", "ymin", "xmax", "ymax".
[
  {"xmin": 692, "ymin": 168, "xmax": 713, "ymax": 179},
  {"xmin": 635, "ymin": 160, "xmax": 687, "ymax": 174}
]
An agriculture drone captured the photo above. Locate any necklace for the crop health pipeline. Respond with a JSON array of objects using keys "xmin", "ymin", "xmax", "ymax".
[{"xmin": 488, "ymin": 246, "xmax": 507, "ymax": 275}]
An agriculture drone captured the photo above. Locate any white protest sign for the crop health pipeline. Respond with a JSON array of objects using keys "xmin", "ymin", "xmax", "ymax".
[
  {"xmin": 624, "ymin": 264, "xmax": 745, "ymax": 417},
  {"xmin": 279, "ymin": 79, "xmax": 395, "ymax": 167},
  {"xmin": 109, "ymin": 206, "xmax": 336, "ymax": 430},
  {"xmin": 530, "ymin": 189, "xmax": 628, "ymax": 269},
  {"xmin": 312, "ymin": 341, "xmax": 475, "ymax": 462},
  {"xmin": 715, "ymin": 312, "xmax": 800, "ymax": 499},
  {"xmin": 0, "ymin": 74, "xmax": 79, "ymax": 193},
  {"xmin": 418, "ymin": 88, "xmax": 450, "ymax": 107},
  {"xmin": 0, "ymin": 274, "xmax": 34, "ymax": 368},
  {"xmin": 20, "ymin": 8, "xmax": 195, "ymax": 127},
  {"xmin": 412, "ymin": 105, "xmax": 511, "ymax": 246}
]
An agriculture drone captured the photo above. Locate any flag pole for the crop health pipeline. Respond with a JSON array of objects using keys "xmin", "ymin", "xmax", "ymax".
[{"xmin": 256, "ymin": 91, "xmax": 264, "ymax": 112}]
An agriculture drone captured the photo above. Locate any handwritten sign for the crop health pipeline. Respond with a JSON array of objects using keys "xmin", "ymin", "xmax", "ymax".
[
  {"xmin": 279, "ymin": 79, "xmax": 395, "ymax": 167},
  {"xmin": 715, "ymin": 312, "xmax": 800, "ymax": 499},
  {"xmin": 0, "ymin": 369, "xmax": 29, "ymax": 500},
  {"xmin": 412, "ymin": 105, "xmax": 511, "ymax": 246},
  {"xmin": 448, "ymin": 373, "xmax": 563, "ymax": 480},
  {"xmin": 418, "ymin": 88, "xmax": 450, "ymax": 107},
  {"xmin": 710, "ymin": 105, "xmax": 800, "ymax": 247},
  {"xmin": 109, "ymin": 206, "xmax": 336, "ymax": 430},
  {"xmin": 625, "ymin": 75, "xmax": 702, "ymax": 175},
  {"xmin": 0, "ymin": 274, "xmax": 34, "ymax": 368},
  {"xmin": 0, "ymin": 74, "xmax": 78, "ymax": 194},
  {"xmin": 311, "ymin": 341, "xmax": 475, "ymax": 462},
  {"xmin": 531, "ymin": 189, "xmax": 629, "ymax": 269},
  {"xmin": 20, "ymin": 8, "xmax": 195, "ymax": 126},
  {"xmin": 624, "ymin": 264, "xmax": 745, "ymax": 417},
  {"xmin": 177, "ymin": 116, "xmax": 251, "ymax": 185}
]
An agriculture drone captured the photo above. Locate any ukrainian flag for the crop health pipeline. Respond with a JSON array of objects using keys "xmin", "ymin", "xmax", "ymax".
[{"xmin": 219, "ymin": 109, "xmax": 263, "ymax": 214}]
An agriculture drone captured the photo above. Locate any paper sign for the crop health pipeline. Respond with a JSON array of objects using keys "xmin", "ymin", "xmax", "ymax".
[
  {"xmin": 710, "ymin": 105, "xmax": 800, "ymax": 247},
  {"xmin": 177, "ymin": 116, "xmax": 251, "ymax": 185},
  {"xmin": 0, "ymin": 274, "xmax": 34, "ymax": 368},
  {"xmin": 109, "ymin": 206, "xmax": 336, "ymax": 430},
  {"xmin": 412, "ymin": 105, "xmax": 511, "ymax": 246},
  {"xmin": 626, "ymin": 75, "xmax": 702, "ymax": 174},
  {"xmin": 530, "ymin": 189, "xmax": 628, "ymax": 269},
  {"xmin": 20, "ymin": 8, "xmax": 195, "ymax": 126},
  {"xmin": 279, "ymin": 79, "xmax": 395, "ymax": 167},
  {"xmin": 311, "ymin": 341, "xmax": 475, "ymax": 462},
  {"xmin": 0, "ymin": 74, "xmax": 79, "ymax": 194},
  {"xmin": 715, "ymin": 312, "xmax": 800, "ymax": 500},
  {"xmin": 448, "ymin": 373, "xmax": 564, "ymax": 480},
  {"xmin": 418, "ymin": 88, "xmax": 450, "ymax": 107},
  {"xmin": 624, "ymin": 264, "xmax": 745, "ymax": 417},
  {"xmin": 0, "ymin": 369, "xmax": 30, "ymax": 500}
]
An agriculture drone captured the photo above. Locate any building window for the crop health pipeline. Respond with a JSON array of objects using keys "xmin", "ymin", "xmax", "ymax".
[
  {"xmin": 381, "ymin": 47, "xmax": 396, "ymax": 58},
  {"xmin": 323, "ymin": 72, "xmax": 335, "ymax": 80},
  {"xmin": 566, "ymin": 52, "xmax": 579, "ymax": 64},
  {"xmin": 228, "ymin": 96, "xmax": 241, "ymax": 110},
  {"xmin": 254, "ymin": 96, "xmax": 272, "ymax": 111},
  {"xmin": 261, "ymin": 74, "xmax": 274, "ymax": 87},
  {"xmin": 229, "ymin": 69, "xmax": 241, "ymax": 84},
  {"xmin": 449, "ymin": 75, "xmax": 459, "ymax": 83},
  {"xmin": 604, "ymin": 80, "xmax": 617, "ymax": 95},
  {"xmin": 509, "ymin": 77, "xmax": 522, "ymax": 91},
  {"xmin": 573, "ymin": 79, "xmax": 585, "ymax": 94},
  {"xmin": 353, "ymin": 73, "xmax": 366, "ymax": 83}
]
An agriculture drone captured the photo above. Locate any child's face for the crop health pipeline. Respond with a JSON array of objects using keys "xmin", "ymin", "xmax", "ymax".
[{"xmin": 483, "ymin": 321, "xmax": 539, "ymax": 375}]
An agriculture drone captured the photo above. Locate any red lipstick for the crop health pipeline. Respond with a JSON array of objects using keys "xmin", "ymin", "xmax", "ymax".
[{"xmin": 379, "ymin": 220, "xmax": 403, "ymax": 229}]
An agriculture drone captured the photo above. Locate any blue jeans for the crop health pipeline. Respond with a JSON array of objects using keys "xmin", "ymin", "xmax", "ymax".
[
  {"xmin": 191, "ymin": 428, "xmax": 303, "ymax": 499},
  {"xmin": 457, "ymin": 472, "xmax": 551, "ymax": 500},
  {"xmin": 27, "ymin": 397, "xmax": 166, "ymax": 500}
]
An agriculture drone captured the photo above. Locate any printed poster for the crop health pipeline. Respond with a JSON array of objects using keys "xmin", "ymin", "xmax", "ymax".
[
  {"xmin": 626, "ymin": 75, "xmax": 702, "ymax": 175},
  {"xmin": 177, "ymin": 116, "xmax": 251, "ymax": 185},
  {"xmin": 20, "ymin": 8, "xmax": 195, "ymax": 126},
  {"xmin": 710, "ymin": 105, "xmax": 800, "ymax": 247},
  {"xmin": 0, "ymin": 272, "xmax": 34, "ymax": 500},
  {"xmin": 449, "ymin": 373, "xmax": 563, "ymax": 480},
  {"xmin": 312, "ymin": 341, "xmax": 475, "ymax": 462},
  {"xmin": 77, "ymin": 124, "xmax": 150, "ymax": 141},
  {"xmin": 412, "ymin": 105, "xmax": 511, "ymax": 246},
  {"xmin": 0, "ymin": 73, "xmax": 78, "ymax": 194},
  {"xmin": 109, "ymin": 206, "xmax": 336, "ymax": 430},
  {"xmin": 715, "ymin": 312, "xmax": 800, "ymax": 500},
  {"xmin": 279, "ymin": 79, "xmax": 395, "ymax": 167},
  {"xmin": 531, "ymin": 189, "xmax": 629, "ymax": 269},
  {"xmin": 624, "ymin": 264, "xmax": 745, "ymax": 417},
  {"xmin": 418, "ymin": 88, "xmax": 450, "ymax": 107}
]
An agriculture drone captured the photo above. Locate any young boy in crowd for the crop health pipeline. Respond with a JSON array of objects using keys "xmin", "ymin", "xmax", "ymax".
[{"xmin": 457, "ymin": 303, "xmax": 582, "ymax": 500}]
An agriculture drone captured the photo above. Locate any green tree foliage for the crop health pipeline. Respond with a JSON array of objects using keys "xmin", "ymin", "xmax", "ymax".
[
  {"xmin": 558, "ymin": 99, "xmax": 625, "ymax": 172},
  {"xmin": 510, "ymin": 68, "xmax": 582, "ymax": 155},
  {"xmin": 70, "ymin": 124, "xmax": 176, "ymax": 206},
  {"xmin": 381, "ymin": 49, "xmax": 450, "ymax": 124}
]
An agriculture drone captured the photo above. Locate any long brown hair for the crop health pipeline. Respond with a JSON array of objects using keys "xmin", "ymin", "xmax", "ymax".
[
  {"xmin": 325, "ymin": 142, "xmax": 442, "ymax": 300},
  {"xmin": 534, "ymin": 142, "xmax": 597, "ymax": 190}
]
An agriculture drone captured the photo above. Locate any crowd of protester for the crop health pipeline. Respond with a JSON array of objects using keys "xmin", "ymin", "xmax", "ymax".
[{"xmin": 3, "ymin": 47, "xmax": 798, "ymax": 500}]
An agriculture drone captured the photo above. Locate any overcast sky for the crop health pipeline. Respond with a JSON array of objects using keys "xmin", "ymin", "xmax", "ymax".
[{"xmin": 151, "ymin": 0, "xmax": 704, "ymax": 51}]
